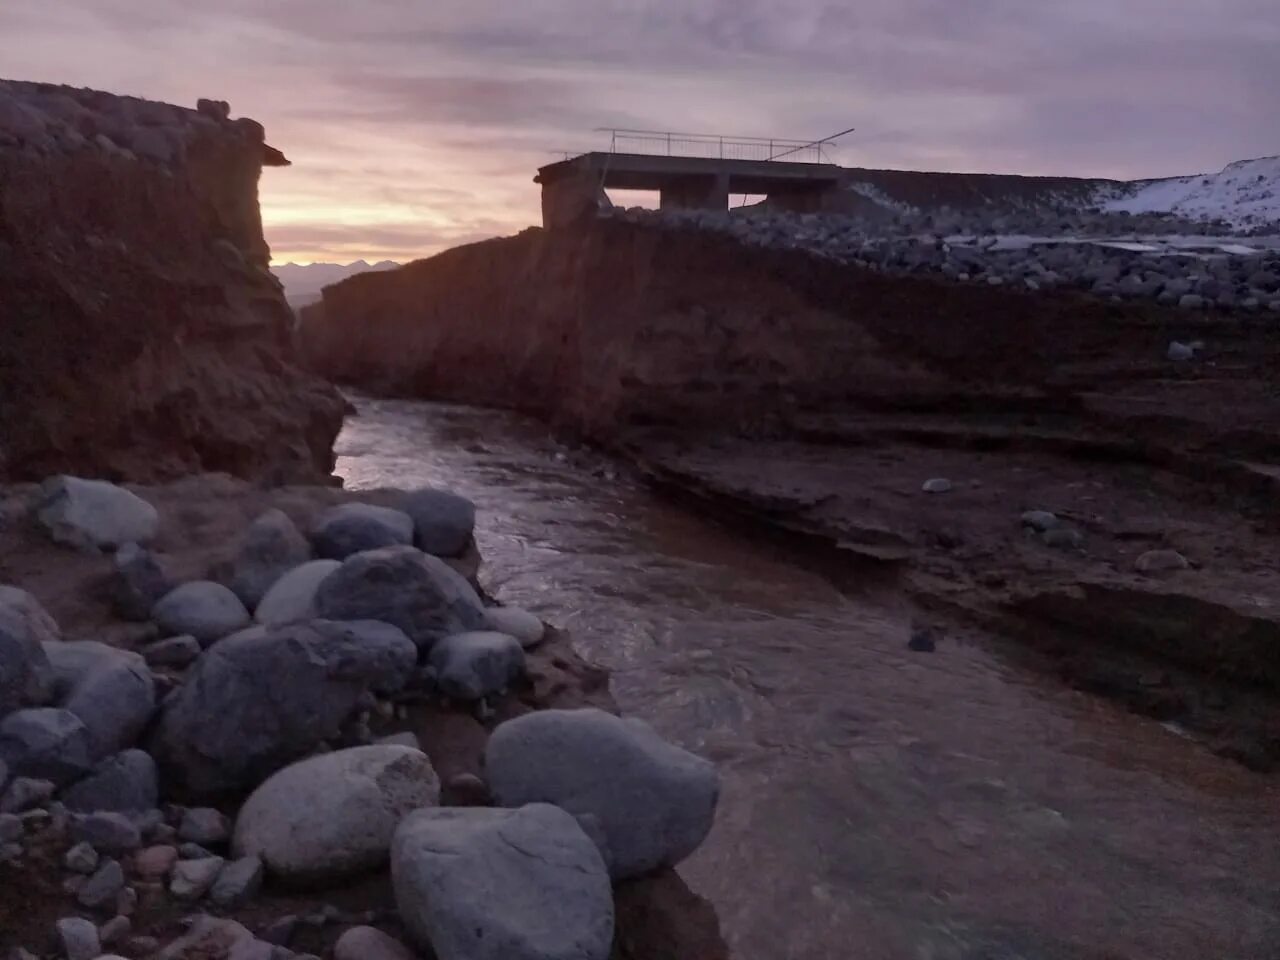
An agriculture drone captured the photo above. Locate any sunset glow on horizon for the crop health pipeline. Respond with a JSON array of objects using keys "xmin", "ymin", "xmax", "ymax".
[{"xmin": 4, "ymin": 1, "xmax": 1276, "ymax": 264}]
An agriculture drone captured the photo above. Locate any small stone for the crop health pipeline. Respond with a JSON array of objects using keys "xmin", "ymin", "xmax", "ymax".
[
  {"xmin": 921, "ymin": 478, "xmax": 953, "ymax": 494},
  {"xmin": 907, "ymin": 625, "xmax": 937, "ymax": 653},
  {"xmin": 140, "ymin": 636, "xmax": 202, "ymax": 669},
  {"xmin": 100, "ymin": 914, "xmax": 132, "ymax": 946},
  {"xmin": 441, "ymin": 772, "xmax": 490, "ymax": 807},
  {"xmin": 115, "ymin": 885, "xmax": 138, "ymax": 917},
  {"xmin": 62, "ymin": 750, "xmax": 159, "ymax": 814},
  {"xmin": 70, "ymin": 812, "xmax": 141, "ymax": 854},
  {"xmin": 1167, "ymin": 340, "xmax": 1196, "ymax": 361},
  {"xmin": 209, "ymin": 856, "xmax": 264, "ymax": 908},
  {"xmin": 178, "ymin": 807, "xmax": 230, "ymax": 846},
  {"xmin": 150, "ymin": 822, "xmax": 177, "ymax": 843},
  {"xmin": 65, "ymin": 841, "xmax": 100, "ymax": 874},
  {"xmin": 258, "ymin": 916, "xmax": 297, "ymax": 946},
  {"xmin": 57, "ymin": 915, "xmax": 101, "ymax": 960},
  {"xmin": 78, "ymin": 859, "xmax": 126, "ymax": 909},
  {"xmin": 179, "ymin": 842, "xmax": 214, "ymax": 859},
  {"xmin": 333, "ymin": 927, "xmax": 415, "ymax": 960},
  {"xmin": 482, "ymin": 606, "xmax": 546, "ymax": 649},
  {"xmin": 1020, "ymin": 510, "xmax": 1060, "ymax": 532},
  {"xmin": 132, "ymin": 844, "xmax": 178, "ymax": 879},
  {"xmin": 113, "ymin": 545, "xmax": 174, "ymax": 623},
  {"xmin": 125, "ymin": 936, "xmax": 161, "ymax": 957},
  {"xmin": 0, "ymin": 812, "xmax": 22, "ymax": 841},
  {"xmin": 170, "ymin": 856, "xmax": 225, "ymax": 900},
  {"xmin": 1134, "ymin": 549, "xmax": 1190, "ymax": 574},
  {"xmin": 1, "ymin": 776, "xmax": 56, "ymax": 812},
  {"xmin": 1041, "ymin": 527, "xmax": 1085, "ymax": 550}
]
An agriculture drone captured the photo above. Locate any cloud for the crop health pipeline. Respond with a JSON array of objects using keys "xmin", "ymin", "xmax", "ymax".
[{"xmin": 2, "ymin": 0, "xmax": 1277, "ymax": 260}]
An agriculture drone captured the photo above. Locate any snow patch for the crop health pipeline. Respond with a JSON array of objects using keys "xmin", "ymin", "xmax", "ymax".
[{"xmin": 1103, "ymin": 156, "xmax": 1280, "ymax": 229}]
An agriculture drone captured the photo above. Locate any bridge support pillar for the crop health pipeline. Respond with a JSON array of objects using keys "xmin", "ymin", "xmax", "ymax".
[
  {"xmin": 541, "ymin": 172, "xmax": 612, "ymax": 228},
  {"xmin": 659, "ymin": 174, "xmax": 729, "ymax": 213}
]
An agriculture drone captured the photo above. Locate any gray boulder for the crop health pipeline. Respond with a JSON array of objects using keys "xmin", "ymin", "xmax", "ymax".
[
  {"xmin": 111, "ymin": 544, "xmax": 174, "ymax": 622},
  {"xmin": 391, "ymin": 804, "xmax": 613, "ymax": 960},
  {"xmin": 483, "ymin": 606, "xmax": 546, "ymax": 649},
  {"xmin": 486, "ymin": 708, "xmax": 719, "ymax": 880},
  {"xmin": 402, "ymin": 489, "xmax": 476, "ymax": 557},
  {"xmin": 0, "ymin": 776, "xmax": 55, "ymax": 813},
  {"xmin": 311, "ymin": 503, "xmax": 415, "ymax": 560},
  {"xmin": 0, "ymin": 708, "xmax": 94, "ymax": 786},
  {"xmin": 429, "ymin": 632, "xmax": 525, "ymax": 701},
  {"xmin": 233, "ymin": 744, "xmax": 438, "ymax": 884},
  {"xmin": 152, "ymin": 582, "xmax": 250, "ymax": 646},
  {"xmin": 78, "ymin": 857, "xmax": 125, "ymax": 909},
  {"xmin": 61, "ymin": 749, "xmax": 158, "ymax": 813},
  {"xmin": 314, "ymin": 546, "xmax": 486, "ymax": 653},
  {"xmin": 228, "ymin": 510, "xmax": 311, "ymax": 611},
  {"xmin": 44, "ymin": 642, "xmax": 155, "ymax": 758},
  {"xmin": 150, "ymin": 619, "xmax": 416, "ymax": 797},
  {"xmin": 0, "ymin": 590, "xmax": 55, "ymax": 715},
  {"xmin": 37, "ymin": 476, "xmax": 158, "ymax": 550},
  {"xmin": 253, "ymin": 560, "xmax": 340, "ymax": 627}
]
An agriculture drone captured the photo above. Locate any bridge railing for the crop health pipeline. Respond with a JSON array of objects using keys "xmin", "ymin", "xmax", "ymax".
[{"xmin": 598, "ymin": 128, "xmax": 836, "ymax": 164}]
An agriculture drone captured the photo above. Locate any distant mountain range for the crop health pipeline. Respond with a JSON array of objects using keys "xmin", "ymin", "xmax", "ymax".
[{"xmin": 272, "ymin": 260, "xmax": 400, "ymax": 309}]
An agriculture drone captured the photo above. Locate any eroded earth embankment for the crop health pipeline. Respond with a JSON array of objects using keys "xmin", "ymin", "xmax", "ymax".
[
  {"xmin": 301, "ymin": 219, "xmax": 1280, "ymax": 768},
  {"xmin": 0, "ymin": 79, "xmax": 345, "ymax": 484}
]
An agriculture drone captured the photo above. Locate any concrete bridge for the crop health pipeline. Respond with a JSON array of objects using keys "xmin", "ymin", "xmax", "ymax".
[{"xmin": 535, "ymin": 151, "xmax": 845, "ymax": 227}]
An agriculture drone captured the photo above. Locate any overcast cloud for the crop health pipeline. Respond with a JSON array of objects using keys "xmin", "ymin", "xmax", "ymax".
[{"xmin": 3, "ymin": 1, "xmax": 1276, "ymax": 262}]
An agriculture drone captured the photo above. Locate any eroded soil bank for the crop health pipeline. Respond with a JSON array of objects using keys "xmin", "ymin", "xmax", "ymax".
[{"xmin": 299, "ymin": 220, "xmax": 1280, "ymax": 768}]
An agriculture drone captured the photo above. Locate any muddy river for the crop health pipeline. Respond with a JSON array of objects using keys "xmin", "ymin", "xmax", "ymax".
[{"xmin": 336, "ymin": 395, "xmax": 1279, "ymax": 960}]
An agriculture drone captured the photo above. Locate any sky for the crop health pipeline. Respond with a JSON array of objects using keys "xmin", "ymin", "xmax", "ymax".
[{"xmin": 2, "ymin": 1, "xmax": 1278, "ymax": 264}]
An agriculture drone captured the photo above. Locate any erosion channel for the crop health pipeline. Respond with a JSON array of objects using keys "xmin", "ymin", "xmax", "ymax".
[{"xmin": 338, "ymin": 394, "xmax": 1280, "ymax": 960}]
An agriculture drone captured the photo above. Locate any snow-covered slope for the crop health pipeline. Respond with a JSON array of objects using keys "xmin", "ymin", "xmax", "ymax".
[
  {"xmin": 273, "ymin": 259, "xmax": 399, "ymax": 309},
  {"xmin": 1103, "ymin": 156, "xmax": 1280, "ymax": 229}
]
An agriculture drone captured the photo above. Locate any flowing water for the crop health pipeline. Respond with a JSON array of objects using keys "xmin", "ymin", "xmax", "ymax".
[{"xmin": 337, "ymin": 395, "xmax": 1280, "ymax": 960}]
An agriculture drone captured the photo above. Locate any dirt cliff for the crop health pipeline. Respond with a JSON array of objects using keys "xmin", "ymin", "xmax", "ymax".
[{"xmin": 0, "ymin": 79, "xmax": 345, "ymax": 484}]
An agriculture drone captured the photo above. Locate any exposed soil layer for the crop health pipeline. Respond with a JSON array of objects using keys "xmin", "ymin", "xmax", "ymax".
[
  {"xmin": 298, "ymin": 220, "xmax": 1280, "ymax": 769},
  {"xmin": 0, "ymin": 474, "xmax": 728, "ymax": 959},
  {"xmin": 0, "ymin": 81, "xmax": 345, "ymax": 484}
]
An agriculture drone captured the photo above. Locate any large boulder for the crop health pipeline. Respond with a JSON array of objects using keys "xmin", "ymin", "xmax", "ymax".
[
  {"xmin": 150, "ymin": 619, "xmax": 416, "ymax": 797},
  {"xmin": 253, "ymin": 560, "xmax": 340, "ymax": 627},
  {"xmin": 311, "ymin": 503, "xmax": 414, "ymax": 560},
  {"xmin": 233, "ymin": 744, "xmax": 438, "ymax": 884},
  {"xmin": 152, "ymin": 582, "xmax": 251, "ymax": 646},
  {"xmin": 44, "ymin": 642, "xmax": 156, "ymax": 758},
  {"xmin": 313, "ymin": 546, "xmax": 486, "ymax": 653},
  {"xmin": 486, "ymin": 708, "xmax": 719, "ymax": 880},
  {"xmin": 111, "ymin": 544, "xmax": 174, "ymax": 622},
  {"xmin": 0, "ymin": 588, "xmax": 56, "ymax": 715},
  {"xmin": 401, "ymin": 489, "xmax": 476, "ymax": 557},
  {"xmin": 61, "ymin": 749, "xmax": 158, "ymax": 813},
  {"xmin": 429, "ymin": 632, "xmax": 525, "ymax": 701},
  {"xmin": 36, "ymin": 476, "xmax": 159, "ymax": 550},
  {"xmin": 227, "ymin": 510, "xmax": 311, "ymax": 610},
  {"xmin": 391, "ymin": 804, "xmax": 613, "ymax": 960},
  {"xmin": 0, "ymin": 707, "xmax": 94, "ymax": 785}
]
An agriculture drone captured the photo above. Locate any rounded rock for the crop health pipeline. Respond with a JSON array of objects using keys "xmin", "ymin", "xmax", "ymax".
[
  {"xmin": 37, "ymin": 476, "xmax": 159, "ymax": 550},
  {"xmin": 311, "ymin": 503, "xmax": 415, "ymax": 560},
  {"xmin": 253, "ymin": 560, "xmax": 340, "ymax": 627},
  {"xmin": 0, "ymin": 708, "xmax": 94, "ymax": 786},
  {"xmin": 482, "ymin": 607, "xmax": 546, "ymax": 649},
  {"xmin": 486, "ymin": 707, "xmax": 719, "ymax": 880},
  {"xmin": 428, "ymin": 631, "xmax": 525, "ymax": 701},
  {"xmin": 228, "ymin": 510, "xmax": 311, "ymax": 611},
  {"xmin": 401, "ymin": 489, "xmax": 476, "ymax": 557},
  {"xmin": 233, "ymin": 744, "xmax": 439, "ymax": 884},
  {"xmin": 152, "ymin": 582, "xmax": 250, "ymax": 646}
]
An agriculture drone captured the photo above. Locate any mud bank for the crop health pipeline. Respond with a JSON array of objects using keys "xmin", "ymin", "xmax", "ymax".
[
  {"xmin": 0, "ymin": 80, "xmax": 344, "ymax": 484},
  {"xmin": 299, "ymin": 220, "xmax": 1280, "ymax": 767}
]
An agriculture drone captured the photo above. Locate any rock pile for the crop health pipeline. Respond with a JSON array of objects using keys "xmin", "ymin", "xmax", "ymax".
[
  {"xmin": 0, "ymin": 475, "xmax": 721, "ymax": 960},
  {"xmin": 612, "ymin": 206, "xmax": 1280, "ymax": 313}
]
